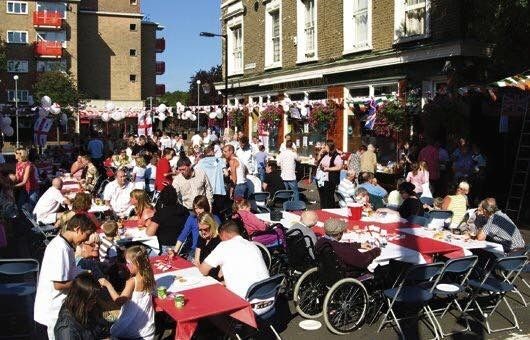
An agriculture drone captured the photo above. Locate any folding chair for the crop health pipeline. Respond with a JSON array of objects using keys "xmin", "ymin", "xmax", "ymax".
[
  {"xmin": 498, "ymin": 245, "xmax": 529, "ymax": 307},
  {"xmin": 334, "ymin": 191, "xmax": 347, "ymax": 208},
  {"xmin": 0, "ymin": 259, "xmax": 40, "ymax": 338},
  {"xmin": 250, "ymin": 192, "xmax": 270, "ymax": 208},
  {"xmin": 407, "ymin": 214, "xmax": 432, "ymax": 227},
  {"xmin": 378, "ymin": 262, "xmax": 445, "ymax": 339},
  {"xmin": 282, "ymin": 201, "xmax": 307, "ymax": 212},
  {"xmin": 429, "ymin": 255, "xmax": 478, "ymax": 337},
  {"xmin": 463, "ymin": 255, "xmax": 528, "ymax": 333},
  {"xmin": 420, "ymin": 196, "xmax": 434, "ymax": 207},
  {"xmin": 21, "ymin": 208, "xmax": 56, "ymax": 242},
  {"xmin": 268, "ymin": 190, "xmax": 294, "ymax": 208}
]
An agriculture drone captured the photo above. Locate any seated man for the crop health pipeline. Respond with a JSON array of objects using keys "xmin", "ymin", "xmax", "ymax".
[
  {"xmin": 476, "ymin": 198, "xmax": 526, "ymax": 254},
  {"xmin": 290, "ymin": 211, "xmax": 318, "ymax": 259},
  {"xmin": 199, "ymin": 221, "xmax": 270, "ymax": 298},
  {"xmin": 337, "ymin": 169, "xmax": 357, "ymax": 207},
  {"xmin": 79, "ymin": 154, "xmax": 100, "ymax": 192},
  {"xmin": 358, "ymin": 172, "xmax": 387, "ymax": 198},
  {"xmin": 315, "ymin": 219, "xmax": 381, "ymax": 275},
  {"xmin": 33, "ymin": 177, "xmax": 70, "ymax": 225},
  {"xmin": 103, "ymin": 169, "xmax": 134, "ymax": 218}
]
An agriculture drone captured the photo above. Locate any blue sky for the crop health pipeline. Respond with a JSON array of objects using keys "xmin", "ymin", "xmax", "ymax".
[{"xmin": 142, "ymin": 1, "xmax": 221, "ymax": 92}]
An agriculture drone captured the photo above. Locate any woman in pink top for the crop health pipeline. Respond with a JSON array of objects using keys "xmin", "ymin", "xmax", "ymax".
[
  {"xmin": 14, "ymin": 148, "xmax": 39, "ymax": 211},
  {"xmin": 406, "ymin": 162, "xmax": 428, "ymax": 195},
  {"xmin": 233, "ymin": 198, "xmax": 268, "ymax": 235}
]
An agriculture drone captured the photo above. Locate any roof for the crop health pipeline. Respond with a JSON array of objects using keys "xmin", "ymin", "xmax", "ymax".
[{"xmin": 491, "ymin": 70, "xmax": 530, "ymax": 91}]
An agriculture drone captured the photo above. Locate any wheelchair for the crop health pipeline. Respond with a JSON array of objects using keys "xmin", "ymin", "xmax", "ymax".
[{"xmin": 293, "ymin": 243, "xmax": 384, "ymax": 335}]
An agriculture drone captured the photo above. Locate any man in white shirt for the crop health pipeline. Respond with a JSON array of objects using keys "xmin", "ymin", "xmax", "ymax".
[
  {"xmin": 191, "ymin": 131, "xmax": 202, "ymax": 147},
  {"xmin": 279, "ymin": 134, "xmax": 297, "ymax": 153},
  {"xmin": 159, "ymin": 131, "xmax": 173, "ymax": 150},
  {"xmin": 277, "ymin": 140, "xmax": 300, "ymax": 201},
  {"xmin": 33, "ymin": 177, "xmax": 70, "ymax": 225},
  {"xmin": 199, "ymin": 221, "xmax": 269, "ymax": 298},
  {"xmin": 103, "ymin": 169, "xmax": 134, "ymax": 218},
  {"xmin": 337, "ymin": 169, "xmax": 357, "ymax": 207}
]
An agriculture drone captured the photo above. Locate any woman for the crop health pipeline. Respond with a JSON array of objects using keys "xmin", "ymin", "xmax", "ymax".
[
  {"xmin": 406, "ymin": 162, "xmax": 428, "ymax": 196},
  {"xmin": 14, "ymin": 148, "xmax": 39, "ymax": 211},
  {"xmin": 131, "ymin": 156, "xmax": 147, "ymax": 190},
  {"xmin": 129, "ymin": 189, "xmax": 155, "ymax": 226},
  {"xmin": 194, "ymin": 212, "xmax": 221, "ymax": 270},
  {"xmin": 112, "ymin": 148, "xmax": 132, "ymax": 169},
  {"xmin": 56, "ymin": 192, "xmax": 100, "ymax": 230},
  {"xmin": 174, "ymin": 195, "xmax": 220, "ymax": 258},
  {"xmin": 146, "ymin": 186, "xmax": 189, "ymax": 252},
  {"xmin": 442, "ymin": 181, "xmax": 469, "ymax": 228},
  {"xmin": 315, "ymin": 140, "xmax": 343, "ymax": 209},
  {"xmin": 75, "ymin": 233, "xmax": 106, "ymax": 280},
  {"xmin": 70, "ymin": 155, "xmax": 86, "ymax": 181},
  {"xmin": 54, "ymin": 272, "xmax": 109, "ymax": 339},
  {"xmin": 232, "ymin": 198, "xmax": 268, "ymax": 235},
  {"xmin": 377, "ymin": 181, "xmax": 423, "ymax": 219}
]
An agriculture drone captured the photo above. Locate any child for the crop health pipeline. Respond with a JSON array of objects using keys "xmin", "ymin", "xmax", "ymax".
[
  {"xmin": 99, "ymin": 221, "xmax": 118, "ymax": 263},
  {"xmin": 99, "ymin": 245, "xmax": 155, "ymax": 340},
  {"xmin": 387, "ymin": 178, "xmax": 405, "ymax": 208},
  {"xmin": 34, "ymin": 214, "xmax": 97, "ymax": 340}
]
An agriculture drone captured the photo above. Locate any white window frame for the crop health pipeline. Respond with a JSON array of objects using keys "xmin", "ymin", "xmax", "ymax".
[
  {"xmin": 6, "ymin": 30, "xmax": 28, "ymax": 44},
  {"xmin": 394, "ymin": 0, "xmax": 431, "ymax": 43},
  {"xmin": 7, "ymin": 60, "xmax": 29, "ymax": 73},
  {"xmin": 7, "ymin": 90, "xmax": 30, "ymax": 103},
  {"xmin": 226, "ymin": 13, "xmax": 244, "ymax": 76},
  {"xmin": 343, "ymin": 0, "xmax": 372, "ymax": 55},
  {"xmin": 296, "ymin": 0, "xmax": 318, "ymax": 64},
  {"xmin": 6, "ymin": 1, "xmax": 28, "ymax": 14},
  {"xmin": 265, "ymin": 0, "xmax": 282, "ymax": 69},
  {"xmin": 36, "ymin": 1, "xmax": 67, "ymax": 19}
]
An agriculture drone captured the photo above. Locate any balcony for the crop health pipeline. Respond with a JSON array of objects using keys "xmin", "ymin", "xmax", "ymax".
[
  {"xmin": 155, "ymin": 61, "xmax": 165, "ymax": 75},
  {"xmin": 155, "ymin": 38, "xmax": 165, "ymax": 53},
  {"xmin": 155, "ymin": 84, "xmax": 166, "ymax": 97},
  {"xmin": 34, "ymin": 41, "xmax": 63, "ymax": 58},
  {"xmin": 33, "ymin": 11, "xmax": 63, "ymax": 29}
]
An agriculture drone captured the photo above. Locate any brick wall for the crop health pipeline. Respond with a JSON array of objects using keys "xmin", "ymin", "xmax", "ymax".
[{"xmin": 80, "ymin": 0, "xmax": 142, "ymax": 14}]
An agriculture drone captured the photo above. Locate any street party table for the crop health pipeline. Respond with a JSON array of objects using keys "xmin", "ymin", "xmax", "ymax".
[
  {"xmin": 150, "ymin": 256, "xmax": 257, "ymax": 340},
  {"xmin": 98, "ymin": 219, "xmax": 160, "ymax": 252},
  {"xmin": 256, "ymin": 208, "xmax": 505, "ymax": 270}
]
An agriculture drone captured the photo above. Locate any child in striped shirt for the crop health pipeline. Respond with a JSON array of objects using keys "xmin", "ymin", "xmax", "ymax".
[{"xmin": 99, "ymin": 221, "xmax": 118, "ymax": 263}]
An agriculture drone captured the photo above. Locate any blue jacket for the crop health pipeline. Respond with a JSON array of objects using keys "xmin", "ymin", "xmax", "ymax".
[
  {"xmin": 196, "ymin": 156, "xmax": 226, "ymax": 196},
  {"xmin": 177, "ymin": 214, "xmax": 222, "ymax": 255}
]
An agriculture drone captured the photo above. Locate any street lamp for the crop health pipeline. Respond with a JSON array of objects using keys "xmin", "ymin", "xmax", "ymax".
[
  {"xmin": 196, "ymin": 79, "xmax": 201, "ymax": 131},
  {"xmin": 13, "ymin": 75, "xmax": 19, "ymax": 148},
  {"xmin": 200, "ymin": 32, "xmax": 228, "ymax": 125}
]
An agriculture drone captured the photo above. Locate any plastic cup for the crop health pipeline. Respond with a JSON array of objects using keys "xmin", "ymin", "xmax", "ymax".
[
  {"xmin": 157, "ymin": 286, "xmax": 167, "ymax": 299},
  {"xmin": 174, "ymin": 294, "xmax": 185, "ymax": 309},
  {"xmin": 348, "ymin": 203, "xmax": 363, "ymax": 220}
]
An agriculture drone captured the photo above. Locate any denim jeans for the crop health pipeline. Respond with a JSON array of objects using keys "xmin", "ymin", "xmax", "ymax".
[
  {"xmin": 17, "ymin": 189, "xmax": 39, "ymax": 212},
  {"xmin": 257, "ymin": 167, "xmax": 266, "ymax": 182},
  {"xmin": 284, "ymin": 180, "xmax": 299, "ymax": 201},
  {"xmin": 234, "ymin": 182, "xmax": 249, "ymax": 199}
]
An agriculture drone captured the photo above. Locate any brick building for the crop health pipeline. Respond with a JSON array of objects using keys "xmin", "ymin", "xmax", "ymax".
[
  {"xmin": 0, "ymin": 0, "xmax": 165, "ymax": 139},
  {"xmin": 218, "ymin": 0, "xmax": 489, "ymax": 153}
]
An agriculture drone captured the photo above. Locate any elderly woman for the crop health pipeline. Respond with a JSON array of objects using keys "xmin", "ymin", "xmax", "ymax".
[
  {"xmin": 14, "ymin": 148, "xmax": 39, "ymax": 211},
  {"xmin": 75, "ymin": 233, "xmax": 106, "ymax": 279},
  {"xmin": 56, "ymin": 192, "xmax": 100, "ymax": 230},
  {"xmin": 377, "ymin": 182, "xmax": 423, "ymax": 219},
  {"xmin": 442, "ymin": 181, "xmax": 469, "ymax": 228}
]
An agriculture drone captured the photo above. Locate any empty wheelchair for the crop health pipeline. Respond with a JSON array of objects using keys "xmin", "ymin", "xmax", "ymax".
[{"xmin": 293, "ymin": 243, "xmax": 382, "ymax": 334}]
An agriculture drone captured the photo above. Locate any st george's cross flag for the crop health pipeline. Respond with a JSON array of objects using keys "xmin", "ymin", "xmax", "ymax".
[{"xmin": 33, "ymin": 116, "xmax": 54, "ymax": 147}]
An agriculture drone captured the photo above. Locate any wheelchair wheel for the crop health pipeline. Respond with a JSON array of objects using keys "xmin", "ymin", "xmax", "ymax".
[
  {"xmin": 323, "ymin": 278, "xmax": 369, "ymax": 335},
  {"xmin": 293, "ymin": 267, "xmax": 326, "ymax": 319}
]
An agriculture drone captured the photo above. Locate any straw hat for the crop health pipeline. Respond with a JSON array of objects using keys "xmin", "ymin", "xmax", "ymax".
[{"xmin": 324, "ymin": 219, "xmax": 346, "ymax": 236}]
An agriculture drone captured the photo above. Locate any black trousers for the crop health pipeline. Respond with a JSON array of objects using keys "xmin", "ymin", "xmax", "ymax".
[{"xmin": 318, "ymin": 181, "xmax": 337, "ymax": 209}]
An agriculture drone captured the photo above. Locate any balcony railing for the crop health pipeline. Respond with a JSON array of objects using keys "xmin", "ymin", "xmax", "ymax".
[
  {"xmin": 33, "ymin": 11, "xmax": 63, "ymax": 29},
  {"xmin": 34, "ymin": 41, "xmax": 63, "ymax": 58},
  {"xmin": 155, "ymin": 84, "xmax": 166, "ymax": 97},
  {"xmin": 155, "ymin": 61, "xmax": 165, "ymax": 75},
  {"xmin": 155, "ymin": 38, "xmax": 165, "ymax": 53}
]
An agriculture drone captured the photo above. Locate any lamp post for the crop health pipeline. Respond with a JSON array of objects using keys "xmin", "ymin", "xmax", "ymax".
[
  {"xmin": 196, "ymin": 79, "xmax": 201, "ymax": 131},
  {"xmin": 200, "ymin": 32, "xmax": 228, "ymax": 126},
  {"xmin": 13, "ymin": 75, "xmax": 19, "ymax": 148}
]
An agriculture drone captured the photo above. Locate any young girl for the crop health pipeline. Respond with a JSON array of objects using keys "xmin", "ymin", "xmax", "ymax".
[
  {"xmin": 406, "ymin": 162, "xmax": 428, "ymax": 195},
  {"xmin": 131, "ymin": 156, "xmax": 147, "ymax": 190},
  {"xmin": 99, "ymin": 245, "xmax": 155, "ymax": 340}
]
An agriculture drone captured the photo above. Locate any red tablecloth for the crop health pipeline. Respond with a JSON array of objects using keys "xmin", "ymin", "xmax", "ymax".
[
  {"xmin": 302, "ymin": 210, "xmax": 465, "ymax": 263},
  {"xmin": 150, "ymin": 256, "xmax": 257, "ymax": 340},
  {"xmin": 121, "ymin": 219, "xmax": 141, "ymax": 228},
  {"xmin": 61, "ymin": 179, "xmax": 81, "ymax": 194}
]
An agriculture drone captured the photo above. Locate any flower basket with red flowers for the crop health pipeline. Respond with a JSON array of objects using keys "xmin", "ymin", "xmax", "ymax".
[
  {"xmin": 308, "ymin": 100, "xmax": 339, "ymax": 132},
  {"xmin": 258, "ymin": 105, "xmax": 284, "ymax": 130}
]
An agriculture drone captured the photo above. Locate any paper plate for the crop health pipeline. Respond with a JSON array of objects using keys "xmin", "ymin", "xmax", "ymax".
[
  {"xmin": 299, "ymin": 320, "xmax": 322, "ymax": 331},
  {"xmin": 173, "ymin": 276, "xmax": 201, "ymax": 287},
  {"xmin": 436, "ymin": 283, "xmax": 459, "ymax": 293}
]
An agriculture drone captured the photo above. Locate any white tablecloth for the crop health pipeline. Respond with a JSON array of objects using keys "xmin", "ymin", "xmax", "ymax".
[{"xmin": 154, "ymin": 267, "xmax": 219, "ymax": 293}]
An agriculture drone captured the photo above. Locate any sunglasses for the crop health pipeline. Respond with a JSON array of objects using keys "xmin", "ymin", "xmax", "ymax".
[
  {"xmin": 84, "ymin": 242, "xmax": 99, "ymax": 247},
  {"xmin": 199, "ymin": 227, "xmax": 210, "ymax": 233}
]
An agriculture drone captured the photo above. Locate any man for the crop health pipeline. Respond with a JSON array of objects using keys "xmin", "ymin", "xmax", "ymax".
[
  {"xmin": 360, "ymin": 144, "xmax": 377, "ymax": 174},
  {"xmin": 236, "ymin": 136, "xmax": 256, "ymax": 175},
  {"xmin": 476, "ymin": 198, "xmax": 526, "ymax": 253},
  {"xmin": 202, "ymin": 131, "xmax": 210, "ymax": 145},
  {"xmin": 347, "ymin": 145, "xmax": 366, "ymax": 177},
  {"xmin": 358, "ymin": 172, "xmax": 387, "ymax": 197},
  {"xmin": 337, "ymin": 169, "xmax": 357, "ymax": 207},
  {"xmin": 418, "ymin": 139, "xmax": 440, "ymax": 189},
  {"xmin": 86, "ymin": 133, "xmax": 104, "ymax": 166},
  {"xmin": 277, "ymin": 140, "xmax": 300, "ymax": 201},
  {"xmin": 290, "ymin": 211, "xmax": 318, "ymax": 258},
  {"xmin": 199, "ymin": 221, "xmax": 269, "ymax": 298},
  {"xmin": 131, "ymin": 135, "xmax": 148, "ymax": 156},
  {"xmin": 279, "ymin": 134, "xmax": 297, "ymax": 153},
  {"xmin": 196, "ymin": 145, "xmax": 226, "ymax": 212},
  {"xmin": 159, "ymin": 131, "xmax": 172, "ymax": 150},
  {"xmin": 172, "ymin": 157, "xmax": 213, "ymax": 210},
  {"xmin": 262, "ymin": 161, "xmax": 284, "ymax": 198},
  {"xmin": 315, "ymin": 219, "xmax": 381, "ymax": 275},
  {"xmin": 254, "ymin": 145, "xmax": 268, "ymax": 181},
  {"xmin": 155, "ymin": 148, "xmax": 175, "ymax": 192},
  {"xmin": 191, "ymin": 130, "xmax": 202, "ymax": 147},
  {"xmin": 80, "ymin": 154, "xmax": 99, "ymax": 192},
  {"xmin": 103, "ymin": 169, "xmax": 134, "ymax": 218},
  {"xmin": 33, "ymin": 178, "xmax": 70, "ymax": 225},
  {"xmin": 223, "ymin": 144, "xmax": 247, "ymax": 199}
]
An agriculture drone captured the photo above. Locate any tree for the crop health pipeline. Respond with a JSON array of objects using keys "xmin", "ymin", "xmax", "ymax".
[
  {"xmin": 159, "ymin": 90, "xmax": 190, "ymax": 107},
  {"xmin": 33, "ymin": 71, "xmax": 82, "ymax": 111},
  {"xmin": 0, "ymin": 40, "xmax": 6, "ymax": 73},
  {"xmin": 188, "ymin": 65, "xmax": 223, "ymax": 106}
]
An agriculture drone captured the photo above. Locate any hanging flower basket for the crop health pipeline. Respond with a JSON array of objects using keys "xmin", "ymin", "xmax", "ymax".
[
  {"xmin": 308, "ymin": 100, "xmax": 339, "ymax": 132},
  {"xmin": 228, "ymin": 107, "xmax": 248, "ymax": 130},
  {"xmin": 372, "ymin": 99, "xmax": 408, "ymax": 139},
  {"xmin": 258, "ymin": 105, "xmax": 283, "ymax": 130}
]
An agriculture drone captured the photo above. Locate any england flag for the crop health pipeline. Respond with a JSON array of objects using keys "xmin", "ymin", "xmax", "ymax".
[{"xmin": 33, "ymin": 116, "xmax": 54, "ymax": 147}]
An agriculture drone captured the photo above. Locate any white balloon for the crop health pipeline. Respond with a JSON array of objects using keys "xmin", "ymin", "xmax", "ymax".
[
  {"xmin": 181, "ymin": 114, "xmax": 188, "ymax": 120},
  {"xmin": 190, "ymin": 114, "xmax": 197, "ymax": 121},
  {"xmin": 105, "ymin": 102, "xmax": 115, "ymax": 111},
  {"xmin": 158, "ymin": 112, "xmax": 166, "ymax": 121},
  {"xmin": 41, "ymin": 96, "xmax": 52, "ymax": 108},
  {"xmin": 2, "ymin": 117, "xmax": 11, "ymax": 127},
  {"xmin": 157, "ymin": 103, "xmax": 167, "ymax": 113},
  {"xmin": 209, "ymin": 112, "xmax": 217, "ymax": 119},
  {"xmin": 2, "ymin": 125, "xmax": 14, "ymax": 137},
  {"xmin": 101, "ymin": 112, "xmax": 110, "ymax": 122},
  {"xmin": 282, "ymin": 103, "xmax": 290, "ymax": 112},
  {"xmin": 112, "ymin": 112, "xmax": 121, "ymax": 121},
  {"xmin": 301, "ymin": 106, "xmax": 308, "ymax": 117},
  {"xmin": 216, "ymin": 112, "xmax": 224, "ymax": 119},
  {"xmin": 50, "ymin": 103, "xmax": 61, "ymax": 115},
  {"xmin": 184, "ymin": 110, "xmax": 192, "ymax": 118}
]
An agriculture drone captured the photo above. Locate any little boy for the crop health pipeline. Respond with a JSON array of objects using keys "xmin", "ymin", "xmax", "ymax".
[{"xmin": 99, "ymin": 221, "xmax": 119, "ymax": 263}]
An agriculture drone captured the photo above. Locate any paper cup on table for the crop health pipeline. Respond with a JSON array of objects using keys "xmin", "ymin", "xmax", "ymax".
[{"xmin": 347, "ymin": 203, "xmax": 363, "ymax": 220}]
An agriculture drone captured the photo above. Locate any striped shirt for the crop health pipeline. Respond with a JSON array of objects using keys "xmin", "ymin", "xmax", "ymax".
[
  {"xmin": 99, "ymin": 236, "xmax": 117, "ymax": 262},
  {"xmin": 447, "ymin": 194, "xmax": 467, "ymax": 228},
  {"xmin": 482, "ymin": 211, "xmax": 525, "ymax": 253}
]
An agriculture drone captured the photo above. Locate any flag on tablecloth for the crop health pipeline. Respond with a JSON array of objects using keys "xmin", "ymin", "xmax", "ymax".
[{"xmin": 33, "ymin": 116, "xmax": 54, "ymax": 147}]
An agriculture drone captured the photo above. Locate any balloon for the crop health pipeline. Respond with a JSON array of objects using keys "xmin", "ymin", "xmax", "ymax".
[
  {"xmin": 282, "ymin": 103, "xmax": 290, "ymax": 112},
  {"xmin": 60, "ymin": 113, "xmax": 68, "ymax": 125},
  {"xmin": 181, "ymin": 114, "xmax": 188, "ymax": 120},
  {"xmin": 216, "ymin": 112, "xmax": 224, "ymax": 119},
  {"xmin": 2, "ymin": 125, "xmax": 14, "ymax": 137},
  {"xmin": 189, "ymin": 114, "xmax": 197, "ymax": 121},
  {"xmin": 209, "ymin": 112, "xmax": 217, "ymax": 119},
  {"xmin": 41, "ymin": 96, "xmax": 52, "ymax": 107},
  {"xmin": 105, "ymin": 102, "xmax": 115, "ymax": 111},
  {"xmin": 50, "ymin": 103, "xmax": 61, "ymax": 115},
  {"xmin": 301, "ymin": 106, "xmax": 308, "ymax": 117},
  {"xmin": 157, "ymin": 103, "xmax": 167, "ymax": 113},
  {"xmin": 111, "ymin": 112, "xmax": 121, "ymax": 121},
  {"xmin": 184, "ymin": 110, "xmax": 192, "ymax": 118},
  {"xmin": 101, "ymin": 112, "xmax": 110, "ymax": 122},
  {"xmin": 158, "ymin": 112, "xmax": 166, "ymax": 121},
  {"xmin": 2, "ymin": 117, "xmax": 11, "ymax": 127}
]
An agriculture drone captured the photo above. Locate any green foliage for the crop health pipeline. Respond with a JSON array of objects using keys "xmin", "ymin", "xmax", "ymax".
[
  {"xmin": 159, "ymin": 91, "xmax": 189, "ymax": 107},
  {"xmin": 228, "ymin": 107, "xmax": 248, "ymax": 130},
  {"xmin": 420, "ymin": 95, "xmax": 470, "ymax": 141},
  {"xmin": 188, "ymin": 65, "xmax": 223, "ymax": 106},
  {"xmin": 0, "ymin": 40, "xmax": 6, "ymax": 73},
  {"xmin": 33, "ymin": 71, "xmax": 81, "ymax": 111}
]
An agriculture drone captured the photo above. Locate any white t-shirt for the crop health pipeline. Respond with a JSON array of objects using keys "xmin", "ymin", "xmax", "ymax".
[
  {"xmin": 145, "ymin": 164, "xmax": 157, "ymax": 192},
  {"xmin": 236, "ymin": 148, "xmax": 255, "ymax": 174},
  {"xmin": 204, "ymin": 235, "xmax": 269, "ymax": 298},
  {"xmin": 132, "ymin": 166, "xmax": 146, "ymax": 190},
  {"xmin": 103, "ymin": 180, "xmax": 134, "ymax": 217},
  {"xmin": 34, "ymin": 235, "xmax": 80, "ymax": 328},
  {"xmin": 191, "ymin": 134, "xmax": 202, "ymax": 147},
  {"xmin": 33, "ymin": 187, "xmax": 65, "ymax": 224},
  {"xmin": 279, "ymin": 142, "xmax": 297, "ymax": 153},
  {"xmin": 277, "ymin": 149, "xmax": 299, "ymax": 181}
]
